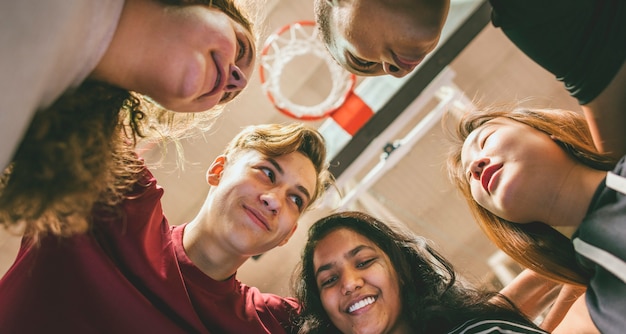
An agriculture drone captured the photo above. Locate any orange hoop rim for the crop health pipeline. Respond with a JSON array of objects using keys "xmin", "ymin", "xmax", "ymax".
[{"xmin": 258, "ymin": 20, "xmax": 357, "ymax": 121}]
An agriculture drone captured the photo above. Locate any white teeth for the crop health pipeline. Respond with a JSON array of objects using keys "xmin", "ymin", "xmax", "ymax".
[{"xmin": 348, "ymin": 296, "xmax": 375, "ymax": 313}]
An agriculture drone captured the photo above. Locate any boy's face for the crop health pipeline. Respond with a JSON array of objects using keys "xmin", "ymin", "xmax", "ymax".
[
  {"xmin": 206, "ymin": 149, "xmax": 317, "ymax": 256},
  {"xmin": 324, "ymin": 0, "xmax": 449, "ymax": 77}
]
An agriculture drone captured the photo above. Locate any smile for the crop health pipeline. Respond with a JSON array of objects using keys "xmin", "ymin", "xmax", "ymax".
[
  {"xmin": 348, "ymin": 296, "xmax": 376, "ymax": 313},
  {"xmin": 244, "ymin": 205, "xmax": 270, "ymax": 231},
  {"xmin": 201, "ymin": 53, "xmax": 223, "ymax": 99},
  {"xmin": 392, "ymin": 53, "xmax": 424, "ymax": 72}
]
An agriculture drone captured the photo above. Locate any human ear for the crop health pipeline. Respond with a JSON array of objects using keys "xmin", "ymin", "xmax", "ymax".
[
  {"xmin": 278, "ymin": 223, "xmax": 298, "ymax": 247},
  {"xmin": 207, "ymin": 155, "xmax": 227, "ymax": 186}
]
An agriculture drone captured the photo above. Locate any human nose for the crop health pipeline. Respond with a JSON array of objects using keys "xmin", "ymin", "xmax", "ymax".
[
  {"xmin": 469, "ymin": 158, "xmax": 489, "ymax": 180},
  {"xmin": 260, "ymin": 191, "xmax": 280, "ymax": 215},
  {"xmin": 340, "ymin": 270, "xmax": 363, "ymax": 295},
  {"xmin": 382, "ymin": 62, "xmax": 409, "ymax": 78},
  {"xmin": 224, "ymin": 64, "xmax": 248, "ymax": 92}
]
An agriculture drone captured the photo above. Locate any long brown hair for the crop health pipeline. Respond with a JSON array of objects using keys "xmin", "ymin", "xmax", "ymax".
[{"xmin": 446, "ymin": 107, "xmax": 616, "ymax": 286}]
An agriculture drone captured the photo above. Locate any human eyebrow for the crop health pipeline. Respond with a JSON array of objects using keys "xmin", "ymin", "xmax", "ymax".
[
  {"xmin": 267, "ymin": 157, "xmax": 312, "ymax": 202},
  {"xmin": 315, "ymin": 262, "xmax": 333, "ymax": 279},
  {"xmin": 314, "ymin": 245, "xmax": 374, "ymax": 277},
  {"xmin": 349, "ymin": 245, "xmax": 373, "ymax": 257}
]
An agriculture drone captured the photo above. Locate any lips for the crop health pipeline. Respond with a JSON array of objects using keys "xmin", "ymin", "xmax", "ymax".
[
  {"xmin": 201, "ymin": 54, "xmax": 224, "ymax": 98},
  {"xmin": 244, "ymin": 205, "xmax": 269, "ymax": 231},
  {"xmin": 480, "ymin": 163, "xmax": 502, "ymax": 194},
  {"xmin": 392, "ymin": 53, "xmax": 424, "ymax": 72},
  {"xmin": 346, "ymin": 296, "xmax": 376, "ymax": 314}
]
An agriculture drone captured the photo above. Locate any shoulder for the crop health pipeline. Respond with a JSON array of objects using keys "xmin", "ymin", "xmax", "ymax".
[
  {"xmin": 448, "ymin": 318, "xmax": 548, "ymax": 334},
  {"xmin": 241, "ymin": 284, "xmax": 301, "ymax": 311}
]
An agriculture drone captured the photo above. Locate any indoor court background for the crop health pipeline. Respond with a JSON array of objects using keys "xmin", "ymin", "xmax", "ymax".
[{"xmin": 0, "ymin": 0, "xmax": 581, "ymax": 298}]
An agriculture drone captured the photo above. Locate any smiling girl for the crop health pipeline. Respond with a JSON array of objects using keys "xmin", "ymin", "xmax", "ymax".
[{"xmin": 292, "ymin": 211, "xmax": 547, "ymax": 334}]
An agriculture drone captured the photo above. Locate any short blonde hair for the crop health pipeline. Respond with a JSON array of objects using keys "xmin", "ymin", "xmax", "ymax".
[{"xmin": 223, "ymin": 123, "xmax": 334, "ymax": 209}]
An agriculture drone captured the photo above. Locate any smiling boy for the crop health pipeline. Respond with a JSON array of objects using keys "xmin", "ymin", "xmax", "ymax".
[{"xmin": 0, "ymin": 123, "xmax": 333, "ymax": 333}]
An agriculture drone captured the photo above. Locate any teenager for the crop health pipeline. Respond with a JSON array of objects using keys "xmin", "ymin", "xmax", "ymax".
[
  {"xmin": 1, "ymin": 0, "xmax": 257, "ymax": 238},
  {"xmin": 292, "ymin": 211, "xmax": 549, "ymax": 333},
  {"xmin": 314, "ymin": 0, "xmax": 626, "ymax": 157},
  {"xmin": 0, "ymin": 123, "xmax": 333, "ymax": 333},
  {"xmin": 448, "ymin": 107, "xmax": 622, "ymax": 333}
]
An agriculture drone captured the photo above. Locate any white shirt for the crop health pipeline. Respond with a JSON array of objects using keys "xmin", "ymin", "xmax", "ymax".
[{"xmin": 0, "ymin": 0, "xmax": 125, "ymax": 169}]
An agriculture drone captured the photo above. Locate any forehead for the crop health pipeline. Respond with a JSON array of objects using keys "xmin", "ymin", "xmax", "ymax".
[
  {"xmin": 313, "ymin": 228, "xmax": 377, "ymax": 266},
  {"xmin": 460, "ymin": 117, "xmax": 515, "ymax": 159},
  {"xmin": 235, "ymin": 149, "xmax": 316, "ymax": 190}
]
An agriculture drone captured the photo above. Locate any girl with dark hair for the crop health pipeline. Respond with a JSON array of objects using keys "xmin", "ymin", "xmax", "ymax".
[{"xmin": 293, "ymin": 211, "xmax": 547, "ymax": 333}]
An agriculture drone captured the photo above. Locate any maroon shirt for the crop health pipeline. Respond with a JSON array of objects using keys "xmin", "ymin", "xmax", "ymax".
[{"xmin": 0, "ymin": 169, "xmax": 299, "ymax": 333}]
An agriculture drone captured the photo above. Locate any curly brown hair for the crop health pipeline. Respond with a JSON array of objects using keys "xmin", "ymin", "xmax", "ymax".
[
  {"xmin": 1, "ymin": 81, "xmax": 148, "ymax": 239},
  {"xmin": 0, "ymin": 0, "xmax": 255, "ymax": 241}
]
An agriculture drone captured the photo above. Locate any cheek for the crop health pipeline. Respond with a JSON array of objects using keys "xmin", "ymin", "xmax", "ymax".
[
  {"xmin": 205, "ymin": 22, "xmax": 238, "ymax": 57},
  {"xmin": 320, "ymin": 289, "xmax": 338, "ymax": 316},
  {"xmin": 470, "ymin": 183, "xmax": 487, "ymax": 206},
  {"xmin": 240, "ymin": 61, "xmax": 255, "ymax": 81},
  {"xmin": 387, "ymin": 273, "xmax": 405, "ymax": 319}
]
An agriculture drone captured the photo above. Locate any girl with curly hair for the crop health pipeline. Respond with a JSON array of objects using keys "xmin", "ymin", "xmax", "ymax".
[{"xmin": 1, "ymin": 0, "xmax": 257, "ymax": 239}]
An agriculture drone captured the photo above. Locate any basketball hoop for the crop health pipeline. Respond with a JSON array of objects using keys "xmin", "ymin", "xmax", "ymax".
[{"xmin": 259, "ymin": 21, "xmax": 357, "ymax": 120}]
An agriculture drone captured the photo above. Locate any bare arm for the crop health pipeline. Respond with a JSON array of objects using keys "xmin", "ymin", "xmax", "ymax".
[
  {"xmin": 499, "ymin": 269, "xmax": 562, "ymax": 321},
  {"xmin": 552, "ymin": 293, "xmax": 599, "ymax": 334},
  {"xmin": 538, "ymin": 284, "xmax": 586, "ymax": 332},
  {"xmin": 499, "ymin": 269, "xmax": 593, "ymax": 333},
  {"xmin": 582, "ymin": 60, "xmax": 626, "ymax": 159}
]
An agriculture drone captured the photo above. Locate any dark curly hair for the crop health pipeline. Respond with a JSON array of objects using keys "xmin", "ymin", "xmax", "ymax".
[{"xmin": 292, "ymin": 211, "xmax": 539, "ymax": 333}]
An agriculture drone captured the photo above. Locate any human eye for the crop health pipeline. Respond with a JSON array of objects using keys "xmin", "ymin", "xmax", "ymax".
[
  {"xmin": 356, "ymin": 258, "xmax": 375, "ymax": 268},
  {"xmin": 259, "ymin": 166, "xmax": 275, "ymax": 183},
  {"xmin": 236, "ymin": 37, "xmax": 248, "ymax": 61},
  {"xmin": 480, "ymin": 131, "xmax": 494, "ymax": 149},
  {"xmin": 347, "ymin": 52, "xmax": 377, "ymax": 70},
  {"xmin": 319, "ymin": 275, "xmax": 338, "ymax": 288},
  {"xmin": 219, "ymin": 90, "xmax": 242, "ymax": 104},
  {"xmin": 289, "ymin": 194, "xmax": 304, "ymax": 211},
  {"xmin": 218, "ymin": 91, "xmax": 233, "ymax": 104}
]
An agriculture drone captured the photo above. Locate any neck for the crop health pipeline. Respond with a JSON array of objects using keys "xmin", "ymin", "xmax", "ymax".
[
  {"xmin": 543, "ymin": 164, "xmax": 606, "ymax": 234},
  {"xmin": 89, "ymin": 0, "xmax": 158, "ymax": 90},
  {"xmin": 182, "ymin": 216, "xmax": 249, "ymax": 281}
]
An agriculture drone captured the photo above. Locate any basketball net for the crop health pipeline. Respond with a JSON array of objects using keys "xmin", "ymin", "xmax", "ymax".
[{"xmin": 259, "ymin": 21, "xmax": 373, "ymax": 132}]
